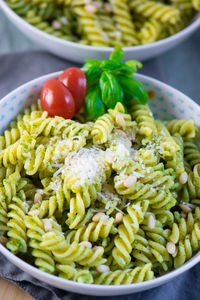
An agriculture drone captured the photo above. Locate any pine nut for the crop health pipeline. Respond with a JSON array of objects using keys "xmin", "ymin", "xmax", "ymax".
[
  {"xmin": 166, "ymin": 242, "xmax": 176, "ymax": 254},
  {"xmin": 181, "ymin": 212, "xmax": 187, "ymax": 218},
  {"xmin": 103, "ymin": 183, "xmax": 115, "ymax": 194},
  {"xmin": 92, "ymin": 212, "xmax": 105, "ymax": 222},
  {"xmin": 92, "ymin": 246, "xmax": 103, "ymax": 252},
  {"xmin": 105, "ymin": 151, "xmax": 114, "ymax": 164},
  {"xmin": 43, "ymin": 219, "xmax": 52, "ymax": 232},
  {"xmin": 126, "ymin": 139, "xmax": 132, "ymax": 148},
  {"xmin": 85, "ymin": 4, "xmax": 97, "ymax": 13},
  {"xmin": 96, "ymin": 264, "xmax": 110, "ymax": 273},
  {"xmin": 124, "ymin": 175, "xmax": 137, "ymax": 188},
  {"xmin": 79, "ymin": 241, "xmax": 92, "ymax": 248},
  {"xmin": 60, "ymin": 17, "xmax": 67, "ymax": 24},
  {"xmin": 27, "ymin": 201, "xmax": 34, "ymax": 206},
  {"xmin": 34, "ymin": 192, "xmax": 42, "ymax": 204},
  {"xmin": 93, "ymin": 1, "xmax": 102, "ymax": 9},
  {"xmin": 70, "ymin": 158, "xmax": 78, "ymax": 166},
  {"xmin": 127, "ymin": 132, "xmax": 135, "ymax": 142},
  {"xmin": 116, "ymin": 113, "xmax": 125, "ymax": 127},
  {"xmin": 179, "ymin": 203, "xmax": 192, "ymax": 213},
  {"xmin": 115, "ymin": 212, "xmax": 123, "ymax": 223},
  {"xmin": 28, "ymin": 209, "xmax": 40, "ymax": 216},
  {"xmin": 104, "ymin": 3, "xmax": 112, "ymax": 12},
  {"xmin": 0, "ymin": 236, "xmax": 8, "ymax": 245},
  {"xmin": 131, "ymin": 152, "xmax": 137, "ymax": 160},
  {"xmin": 179, "ymin": 172, "xmax": 188, "ymax": 185},
  {"xmin": 148, "ymin": 214, "xmax": 155, "ymax": 229},
  {"xmin": 52, "ymin": 20, "xmax": 61, "ymax": 30},
  {"xmin": 115, "ymin": 129, "xmax": 127, "ymax": 138}
]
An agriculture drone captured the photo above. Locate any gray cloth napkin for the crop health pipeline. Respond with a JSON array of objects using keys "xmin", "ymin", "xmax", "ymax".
[{"xmin": 0, "ymin": 51, "xmax": 199, "ymax": 300}]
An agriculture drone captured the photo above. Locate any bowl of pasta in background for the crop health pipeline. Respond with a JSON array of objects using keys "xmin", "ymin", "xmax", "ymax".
[
  {"xmin": 0, "ymin": 0, "xmax": 200, "ymax": 63},
  {"xmin": 0, "ymin": 71, "xmax": 200, "ymax": 296}
]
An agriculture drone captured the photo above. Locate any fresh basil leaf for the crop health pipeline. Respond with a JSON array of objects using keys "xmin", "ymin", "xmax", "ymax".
[
  {"xmin": 117, "ymin": 75, "xmax": 148, "ymax": 105},
  {"xmin": 115, "ymin": 61, "xmax": 143, "ymax": 77},
  {"xmin": 82, "ymin": 59, "xmax": 102, "ymax": 85},
  {"xmin": 85, "ymin": 86, "xmax": 106, "ymax": 120},
  {"xmin": 102, "ymin": 61, "xmax": 141, "ymax": 77},
  {"xmin": 125, "ymin": 60, "xmax": 143, "ymax": 73},
  {"xmin": 101, "ymin": 60, "xmax": 120, "ymax": 72},
  {"xmin": 100, "ymin": 72, "xmax": 123, "ymax": 108},
  {"xmin": 123, "ymin": 93, "xmax": 133, "ymax": 108},
  {"xmin": 110, "ymin": 46, "xmax": 124, "ymax": 63},
  {"xmin": 116, "ymin": 64, "xmax": 137, "ymax": 77},
  {"xmin": 82, "ymin": 59, "xmax": 102, "ymax": 70},
  {"xmin": 84, "ymin": 68, "xmax": 101, "ymax": 86}
]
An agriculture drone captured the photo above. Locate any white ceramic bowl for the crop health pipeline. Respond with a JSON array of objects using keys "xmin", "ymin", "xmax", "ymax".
[
  {"xmin": 0, "ymin": 71, "xmax": 200, "ymax": 296},
  {"xmin": 0, "ymin": 0, "xmax": 200, "ymax": 63}
]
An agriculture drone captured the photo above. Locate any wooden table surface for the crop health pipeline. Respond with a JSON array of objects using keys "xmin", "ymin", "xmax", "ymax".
[{"xmin": 0, "ymin": 278, "xmax": 34, "ymax": 300}]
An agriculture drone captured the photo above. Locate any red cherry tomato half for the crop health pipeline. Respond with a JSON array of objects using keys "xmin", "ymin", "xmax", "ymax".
[
  {"xmin": 59, "ymin": 67, "xmax": 86, "ymax": 113},
  {"xmin": 41, "ymin": 78, "xmax": 75, "ymax": 119}
]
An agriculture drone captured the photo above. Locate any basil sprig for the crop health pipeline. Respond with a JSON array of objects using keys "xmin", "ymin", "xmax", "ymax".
[
  {"xmin": 82, "ymin": 47, "xmax": 148, "ymax": 119},
  {"xmin": 100, "ymin": 72, "xmax": 123, "ymax": 108},
  {"xmin": 85, "ymin": 86, "xmax": 106, "ymax": 120}
]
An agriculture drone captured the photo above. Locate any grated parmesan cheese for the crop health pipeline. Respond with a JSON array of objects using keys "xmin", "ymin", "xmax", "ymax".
[
  {"xmin": 132, "ymin": 204, "xmax": 141, "ymax": 211},
  {"xmin": 114, "ymin": 143, "xmax": 130, "ymax": 162},
  {"xmin": 62, "ymin": 147, "xmax": 105, "ymax": 187}
]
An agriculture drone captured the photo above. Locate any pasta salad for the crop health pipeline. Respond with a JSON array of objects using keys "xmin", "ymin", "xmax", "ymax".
[{"xmin": 0, "ymin": 49, "xmax": 200, "ymax": 285}]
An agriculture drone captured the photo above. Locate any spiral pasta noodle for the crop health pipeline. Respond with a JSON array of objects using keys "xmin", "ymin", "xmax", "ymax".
[
  {"xmin": 129, "ymin": 0, "xmax": 180, "ymax": 24},
  {"xmin": 130, "ymin": 99, "xmax": 157, "ymax": 142},
  {"xmin": 25, "ymin": 215, "xmax": 57, "ymax": 273},
  {"xmin": 94, "ymin": 263, "xmax": 154, "ymax": 284},
  {"xmin": 91, "ymin": 113, "xmax": 114, "ymax": 145},
  {"xmin": 108, "ymin": 0, "xmax": 138, "ymax": 46},
  {"xmin": 184, "ymin": 138, "xmax": 200, "ymax": 168},
  {"xmin": 180, "ymin": 164, "xmax": 200, "ymax": 202},
  {"xmin": 138, "ymin": 19, "xmax": 161, "ymax": 44},
  {"xmin": 57, "ymin": 263, "xmax": 94, "ymax": 283},
  {"xmin": 112, "ymin": 202, "xmax": 147, "ymax": 267},
  {"xmin": 66, "ymin": 216, "xmax": 117, "ymax": 243},
  {"xmin": 192, "ymin": 0, "xmax": 200, "ymax": 10},
  {"xmin": 173, "ymin": 222, "xmax": 200, "ymax": 268},
  {"xmin": 166, "ymin": 133, "xmax": 185, "ymax": 175},
  {"xmin": 6, "ymin": 195, "xmax": 27, "ymax": 254},
  {"xmin": 166, "ymin": 120, "xmax": 196, "ymax": 139},
  {"xmin": 40, "ymin": 230, "xmax": 106, "ymax": 266},
  {"xmin": 73, "ymin": 6, "xmax": 110, "ymax": 46}
]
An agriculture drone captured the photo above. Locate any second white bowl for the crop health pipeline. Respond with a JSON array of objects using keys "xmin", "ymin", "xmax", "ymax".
[{"xmin": 0, "ymin": 0, "xmax": 200, "ymax": 63}]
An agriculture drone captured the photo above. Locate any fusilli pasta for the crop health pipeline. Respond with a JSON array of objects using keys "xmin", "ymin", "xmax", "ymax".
[{"xmin": 0, "ymin": 99, "xmax": 200, "ymax": 285}]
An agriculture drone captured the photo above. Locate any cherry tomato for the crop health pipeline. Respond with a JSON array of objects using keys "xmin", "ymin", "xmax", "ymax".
[
  {"xmin": 59, "ymin": 67, "xmax": 86, "ymax": 112},
  {"xmin": 41, "ymin": 78, "xmax": 75, "ymax": 119}
]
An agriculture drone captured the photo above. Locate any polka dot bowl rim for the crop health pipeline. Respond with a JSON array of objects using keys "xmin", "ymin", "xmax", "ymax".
[
  {"xmin": 0, "ymin": 0, "xmax": 200, "ymax": 62},
  {"xmin": 0, "ymin": 71, "xmax": 200, "ymax": 296}
]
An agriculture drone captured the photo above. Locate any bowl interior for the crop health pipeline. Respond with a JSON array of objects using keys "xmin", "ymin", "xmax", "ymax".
[{"xmin": 0, "ymin": 72, "xmax": 200, "ymax": 296}]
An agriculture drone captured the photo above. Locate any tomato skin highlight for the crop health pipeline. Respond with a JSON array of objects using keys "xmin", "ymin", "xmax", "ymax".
[
  {"xmin": 41, "ymin": 78, "xmax": 75, "ymax": 119},
  {"xmin": 59, "ymin": 67, "xmax": 86, "ymax": 112}
]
